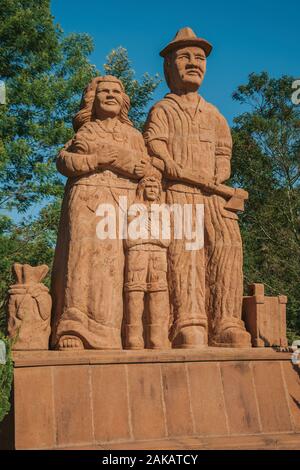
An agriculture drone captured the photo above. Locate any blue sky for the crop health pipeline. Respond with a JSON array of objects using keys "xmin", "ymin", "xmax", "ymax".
[{"xmin": 51, "ymin": 0, "xmax": 299, "ymax": 124}]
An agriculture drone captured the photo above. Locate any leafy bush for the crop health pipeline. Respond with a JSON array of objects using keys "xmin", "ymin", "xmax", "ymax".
[{"xmin": 0, "ymin": 334, "xmax": 13, "ymax": 423}]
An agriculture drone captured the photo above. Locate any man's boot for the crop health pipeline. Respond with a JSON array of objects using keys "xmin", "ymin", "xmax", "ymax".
[
  {"xmin": 124, "ymin": 324, "xmax": 144, "ymax": 350},
  {"xmin": 210, "ymin": 319, "xmax": 251, "ymax": 348},
  {"xmin": 172, "ymin": 321, "xmax": 208, "ymax": 349},
  {"xmin": 148, "ymin": 324, "xmax": 170, "ymax": 349}
]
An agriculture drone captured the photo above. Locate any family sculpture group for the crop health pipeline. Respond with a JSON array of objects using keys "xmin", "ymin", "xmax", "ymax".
[{"xmin": 11, "ymin": 28, "xmax": 253, "ymax": 351}]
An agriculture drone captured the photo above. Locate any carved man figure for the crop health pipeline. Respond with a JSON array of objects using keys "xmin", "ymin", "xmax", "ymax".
[
  {"xmin": 124, "ymin": 176, "xmax": 170, "ymax": 350},
  {"xmin": 144, "ymin": 28, "xmax": 251, "ymax": 348}
]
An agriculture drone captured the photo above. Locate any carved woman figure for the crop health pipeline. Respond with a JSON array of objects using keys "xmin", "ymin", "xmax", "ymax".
[{"xmin": 51, "ymin": 75, "xmax": 150, "ymax": 350}]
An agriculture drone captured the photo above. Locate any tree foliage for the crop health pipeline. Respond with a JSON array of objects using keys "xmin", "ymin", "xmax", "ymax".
[
  {"xmin": 0, "ymin": 1, "xmax": 96, "ymax": 214},
  {"xmin": 231, "ymin": 72, "xmax": 300, "ymax": 339},
  {"xmin": 0, "ymin": 2, "xmax": 160, "ymax": 332},
  {"xmin": 0, "ymin": 1, "xmax": 97, "ymax": 330},
  {"xmin": 0, "ymin": 5, "xmax": 298, "ymax": 347},
  {"xmin": 0, "ymin": 334, "xmax": 13, "ymax": 423},
  {"xmin": 104, "ymin": 47, "xmax": 161, "ymax": 128}
]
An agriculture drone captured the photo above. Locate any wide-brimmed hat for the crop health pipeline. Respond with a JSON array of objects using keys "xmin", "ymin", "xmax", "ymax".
[{"xmin": 159, "ymin": 27, "xmax": 212, "ymax": 58}]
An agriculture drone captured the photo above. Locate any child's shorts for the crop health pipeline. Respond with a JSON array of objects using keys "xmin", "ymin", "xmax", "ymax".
[{"xmin": 125, "ymin": 247, "xmax": 168, "ymax": 293}]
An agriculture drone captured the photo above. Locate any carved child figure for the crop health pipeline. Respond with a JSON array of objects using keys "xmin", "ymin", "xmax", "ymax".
[{"xmin": 124, "ymin": 176, "xmax": 170, "ymax": 349}]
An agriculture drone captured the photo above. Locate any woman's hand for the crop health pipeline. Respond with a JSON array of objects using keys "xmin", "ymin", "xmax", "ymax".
[
  {"xmin": 134, "ymin": 158, "xmax": 152, "ymax": 178},
  {"xmin": 97, "ymin": 145, "xmax": 118, "ymax": 166}
]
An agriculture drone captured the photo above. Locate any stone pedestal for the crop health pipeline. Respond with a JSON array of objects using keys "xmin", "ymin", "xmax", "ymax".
[{"xmin": 4, "ymin": 349, "xmax": 300, "ymax": 450}]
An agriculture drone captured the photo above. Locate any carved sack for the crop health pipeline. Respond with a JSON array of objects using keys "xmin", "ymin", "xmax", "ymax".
[{"xmin": 7, "ymin": 263, "xmax": 52, "ymax": 350}]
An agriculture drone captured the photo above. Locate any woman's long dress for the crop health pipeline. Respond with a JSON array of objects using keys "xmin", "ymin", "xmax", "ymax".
[{"xmin": 51, "ymin": 119, "xmax": 147, "ymax": 349}]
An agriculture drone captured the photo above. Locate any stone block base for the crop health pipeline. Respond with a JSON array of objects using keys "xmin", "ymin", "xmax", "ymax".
[{"xmin": 3, "ymin": 348, "xmax": 300, "ymax": 449}]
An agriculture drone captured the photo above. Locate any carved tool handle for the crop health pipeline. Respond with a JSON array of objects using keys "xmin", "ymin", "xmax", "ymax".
[{"xmin": 152, "ymin": 156, "xmax": 248, "ymax": 212}]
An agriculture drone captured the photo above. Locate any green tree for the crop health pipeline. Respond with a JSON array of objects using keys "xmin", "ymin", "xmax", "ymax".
[
  {"xmin": 0, "ymin": 2, "xmax": 160, "ymax": 424},
  {"xmin": 0, "ymin": 0, "xmax": 96, "ymax": 331},
  {"xmin": 103, "ymin": 47, "xmax": 160, "ymax": 129},
  {"xmin": 0, "ymin": 4, "xmax": 160, "ymax": 333},
  {"xmin": 231, "ymin": 72, "xmax": 300, "ymax": 339},
  {"xmin": 0, "ymin": 1, "xmax": 96, "ymax": 215}
]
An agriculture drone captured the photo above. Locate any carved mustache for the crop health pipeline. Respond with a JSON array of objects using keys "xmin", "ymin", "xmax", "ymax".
[{"xmin": 185, "ymin": 65, "xmax": 202, "ymax": 75}]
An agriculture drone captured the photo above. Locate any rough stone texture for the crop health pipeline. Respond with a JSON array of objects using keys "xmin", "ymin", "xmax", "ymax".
[
  {"xmin": 243, "ymin": 283, "xmax": 288, "ymax": 347},
  {"xmin": 53, "ymin": 365, "xmax": 94, "ymax": 446},
  {"xmin": 220, "ymin": 362, "xmax": 261, "ymax": 434},
  {"xmin": 252, "ymin": 361, "xmax": 292, "ymax": 433},
  {"xmin": 7, "ymin": 29, "xmax": 288, "ymax": 353},
  {"xmin": 281, "ymin": 361, "xmax": 300, "ymax": 432},
  {"xmin": 7, "ymin": 263, "xmax": 51, "ymax": 350},
  {"xmin": 187, "ymin": 362, "xmax": 228, "ymax": 435},
  {"xmin": 9, "ymin": 349, "xmax": 300, "ymax": 449},
  {"xmin": 100, "ymin": 433, "xmax": 300, "ymax": 450},
  {"xmin": 14, "ymin": 366, "xmax": 55, "ymax": 449},
  {"xmin": 49, "ymin": 29, "xmax": 258, "ymax": 351},
  {"xmin": 3, "ymin": 27, "xmax": 296, "ymax": 454},
  {"xmin": 161, "ymin": 363, "xmax": 194, "ymax": 437},
  {"xmin": 144, "ymin": 27, "xmax": 252, "ymax": 348},
  {"xmin": 127, "ymin": 363, "xmax": 166, "ymax": 440},
  {"xmin": 124, "ymin": 176, "xmax": 171, "ymax": 350},
  {"xmin": 91, "ymin": 364, "xmax": 131, "ymax": 442},
  {"xmin": 50, "ymin": 75, "xmax": 150, "ymax": 351}
]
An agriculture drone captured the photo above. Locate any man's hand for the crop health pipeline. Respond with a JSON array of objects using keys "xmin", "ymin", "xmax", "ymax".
[
  {"xmin": 215, "ymin": 158, "xmax": 231, "ymax": 185},
  {"xmin": 215, "ymin": 175, "xmax": 224, "ymax": 185},
  {"xmin": 164, "ymin": 158, "xmax": 182, "ymax": 178},
  {"xmin": 215, "ymin": 171, "xmax": 230, "ymax": 185}
]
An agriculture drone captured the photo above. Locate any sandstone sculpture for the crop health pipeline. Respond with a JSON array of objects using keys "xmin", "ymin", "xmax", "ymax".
[
  {"xmin": 5, "ymin": 27, "xmax": 298, "ymax": 455},
  {"xmin": 242, "ymin": 284, "xmax": 288, "ymax": 348},
  {"xmin": 124, "ymin": 175, "xmax": 170, "ymax": 349},
  {"xmin": 47, "ymin": 31, "xmax": 280, "ymax": 351},
  {"xmin": 51, "ymin": 75, "xmax": 151, "ymax": 350},
  {"xmin": 144, "ymin": 27, "xmax": 251, "ymax": 348},
  {"xmin": 7, "ymin": 263, "xmax": 51, "ymax": 350}
]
